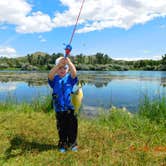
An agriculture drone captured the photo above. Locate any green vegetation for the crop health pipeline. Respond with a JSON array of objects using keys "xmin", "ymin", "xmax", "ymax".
[
  {"xmin": 0, "ymin": 52, "xmax": 166, "ymax": 71},
  {"xmin": 139, "ymin": 96, "xmax": 166, "ymax": 124},
  {"xmin": 0, "ymin": 97, "xmax": 166, "ymax": 165}
]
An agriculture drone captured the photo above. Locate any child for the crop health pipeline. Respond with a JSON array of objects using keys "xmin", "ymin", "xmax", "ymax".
[{"xmin": 48, "ymin": 57, "xmax": 78, "ymax": 153}]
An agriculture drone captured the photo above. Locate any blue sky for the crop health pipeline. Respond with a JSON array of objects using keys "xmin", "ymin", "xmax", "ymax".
[{"xmin": 0, "ymin": 0, "xmax": 166, "ymax": 60}]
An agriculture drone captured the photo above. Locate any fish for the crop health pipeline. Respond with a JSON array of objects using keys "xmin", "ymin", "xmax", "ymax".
[{"xmin": 71, "ymin": 82, "xmax": 83, "ymax": 114}]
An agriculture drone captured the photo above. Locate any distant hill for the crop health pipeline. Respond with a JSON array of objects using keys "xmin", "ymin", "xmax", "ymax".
[{"xmin": 32, "ymin": 51, "xmax": 49, "ymax": 57}]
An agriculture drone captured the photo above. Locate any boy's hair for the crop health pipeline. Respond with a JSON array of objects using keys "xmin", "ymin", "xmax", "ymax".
[
  {"xmin": 55, "ymin": 57, "xmax": 63, "ymax": 65},
  {"xmin": 55, "ymin": 57, "xmax": 69, "ymax": 69}
]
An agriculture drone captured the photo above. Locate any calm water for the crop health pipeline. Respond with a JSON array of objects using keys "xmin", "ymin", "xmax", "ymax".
[{"xmin": 0, "ymin": 71, "xmax": 166, "ymax": 112}]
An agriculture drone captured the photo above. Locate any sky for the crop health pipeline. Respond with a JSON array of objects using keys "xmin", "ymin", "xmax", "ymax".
[{"xmin": 0, "ymin": 0, "xmax": 166, "ymax": 60}]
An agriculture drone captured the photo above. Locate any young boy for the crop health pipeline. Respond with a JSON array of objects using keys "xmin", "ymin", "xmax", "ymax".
[{"xmin": 48, "ymin": 57, "xmax": 78, "ymax": 153}]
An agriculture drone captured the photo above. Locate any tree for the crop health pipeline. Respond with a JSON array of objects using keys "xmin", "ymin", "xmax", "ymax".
[
  {"xmin": 162, "ymin": 54, "xmax": 166, "ymax": 65},
  {"xmin": 44, "ymin": 54, "xmax": 50, "ymax": 65},
  {"xmin": 103, "ymin": 54, "xmax": 110, "ymax": 64},
  {"xmin": 27, "ymin": 54, "xmax": 33, "ymax": 64},
  {"xmin": 77, "ymin": 54, "xmax": 84, "ymax": 64},
  {"xmin": 95, "ymin": 52, "xmax": 104, "ymax": 64}
]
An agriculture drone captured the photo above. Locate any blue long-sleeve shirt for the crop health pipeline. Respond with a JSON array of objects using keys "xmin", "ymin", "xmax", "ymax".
[{"xmin": 48, "ymin": 73, "xmax": 78, "ymax": 112}]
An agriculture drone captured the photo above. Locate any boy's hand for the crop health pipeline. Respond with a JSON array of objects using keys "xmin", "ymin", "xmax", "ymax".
[
  {"xmin": 65, "ymin": 57, "xmax": 71, "ymax": 65},
  {"xmin": 65, "ymin": 57, "xmax": 77, "ymax": 78},
  {"xmin": 57, "ymin": 57, "xmax": 67, "ymax": 68}
]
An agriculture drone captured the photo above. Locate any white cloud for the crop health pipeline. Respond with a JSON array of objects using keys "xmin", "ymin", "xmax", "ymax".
[
  {"xmin": 151, "ymin": 55, "xmax": 163, "ymax": 60},
  {"xmin": 0, "ymin": 0, "xmax": 54, "ymax": 33},
  {"xmin": 142, "ymin": 50, "xmax": 151, "ymax": 54},
  {"xmin": 0, "ymin": 82, "xmax": 18, "ymax": 92},
  {"xmin": 0, "ymin": 0, "xmax": 31, "ymax": 24},
  {"xmin": 0, "ymin": 25, "xmax": 7, "ymax": 30},
  {"xmin": 54, "ymin": 0, "xmax": 166, "ymax": 33},
  {"xmin": 0, "ymin": 0, "xmax": 166, "ymax": 33},
  {"xmin": 38, "ymin": 35, "xmax": 47, "ymax": 42},
  {"xmin": 113, "ymin": 55, "xmax": 162, "ymax": 61},
  {"xmin": 16, "ymin": 11, "xmax": 54, "ymax": 33},
  {"xmin": 159, "ymin": 24, "xmax": 166, "ymax": 29},
  {"xmin": 0, "ymin": 47, "xmax": 20, "ymax": 58}
]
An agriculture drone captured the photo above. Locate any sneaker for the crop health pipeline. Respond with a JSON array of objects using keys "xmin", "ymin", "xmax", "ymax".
[
  {"xmin": 59, "ymin": 148, "xmax": 66, "ymax": 153},
  {"xmin": 71, "ymin": 146, "xmax": 78, "ymax": 152}
]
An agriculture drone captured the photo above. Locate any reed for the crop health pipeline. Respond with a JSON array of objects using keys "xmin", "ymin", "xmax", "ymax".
[{"xmin": 139, "ymin": 95, "xmax": 166, "ymax": 124}]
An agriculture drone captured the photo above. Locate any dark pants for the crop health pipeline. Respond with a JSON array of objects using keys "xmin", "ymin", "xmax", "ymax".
[{"xmin": 56, "ymin": 110, "xmax": 78, "ymax": 148}]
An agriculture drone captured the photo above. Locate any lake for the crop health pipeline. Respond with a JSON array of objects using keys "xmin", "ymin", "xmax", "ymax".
[{"xmin": 0, "ymin": 71, "xmax": 166, "ymax": 114}]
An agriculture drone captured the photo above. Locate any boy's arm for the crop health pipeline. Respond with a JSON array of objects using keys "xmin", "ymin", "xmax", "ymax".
[
  {"xmin": 66, "ymin": 57, "xmax": 77, "ymax": 79},
  {"xmin": 48, "ymin": 65, "xmax": 59, "ymax": 81}
]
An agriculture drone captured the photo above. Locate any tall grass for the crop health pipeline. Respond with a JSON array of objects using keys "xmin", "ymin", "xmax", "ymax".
[
  {"xmin": 139, "ymin": 95, "xmax": 166, "ymax": 124},
  {"xmin": 0, "ymin": 95, "xmax": 53, "ymax": 113}
]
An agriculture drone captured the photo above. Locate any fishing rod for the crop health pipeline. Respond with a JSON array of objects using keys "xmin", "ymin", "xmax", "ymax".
[{"xmin": 64, "ymin": 0, "xmax": 86, "ymax": 58}]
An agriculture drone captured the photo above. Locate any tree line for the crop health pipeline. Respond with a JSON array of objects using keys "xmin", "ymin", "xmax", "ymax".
[{"xmin": 0, "ymin": 52, "xmax": 166, "ymax": 71}]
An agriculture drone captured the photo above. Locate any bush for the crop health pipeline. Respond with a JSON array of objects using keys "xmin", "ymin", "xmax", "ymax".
[
  {"xmin": 21, "ymin": 64, "xmax": 38, "ymax": 71},
  {"xmin": 143, "ymin": 65, "xmax": 155, "ymax": 70},
  {"xmin": 0, "ymin": 63, "xmax": 9, "ymax": 69},
  {"xmin": 76, "ymin": 64, "xmax": 90, "ymax": 70},
  {"xmin": 158, "ymin": 64, "xmax": 166, "ymax": 71}
]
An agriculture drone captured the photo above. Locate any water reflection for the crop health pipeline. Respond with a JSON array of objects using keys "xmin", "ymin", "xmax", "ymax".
[
  {"xmin": 27, "ymin": 80, "xmax": 47, "ymax": 87},
  {"xmin": 0, "ymin": 82, "xmax": 18, "ymax": 92},
  {"xmin": 161, "ymin": 77, "xmax": 166, "ymax": 87},
  {"xmin": 0, "ymin": 71, "xmax": 166, "ymax": 88},
  {"xmin": 0, "ymin": 71, "xmax": 166, "ymax": 112}
]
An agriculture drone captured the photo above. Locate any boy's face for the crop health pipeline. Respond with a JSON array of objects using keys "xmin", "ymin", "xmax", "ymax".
[{"xmin": 57, "ymin": 66, "xmax": 68, "ymax": 77}]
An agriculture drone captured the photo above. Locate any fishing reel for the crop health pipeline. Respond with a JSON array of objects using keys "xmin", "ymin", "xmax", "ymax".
[{"xmin": 64, "ymin": 44, "xmax": 72, "ymax": 58}]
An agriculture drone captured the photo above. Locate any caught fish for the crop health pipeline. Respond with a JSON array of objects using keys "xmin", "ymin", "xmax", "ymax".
[{"xmin": 71, "ymin": 82, "xmax": 83, "ymax": 114}]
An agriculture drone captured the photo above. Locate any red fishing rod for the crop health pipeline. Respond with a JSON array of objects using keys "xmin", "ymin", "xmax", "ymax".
[{"xmin": 64, "ymin": 0, "xmax": 86, "ymax": 57}]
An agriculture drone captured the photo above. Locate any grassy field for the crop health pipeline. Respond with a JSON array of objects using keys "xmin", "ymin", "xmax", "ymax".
[{"xmin": 0, "ymin": 98, "xmax": 166, "ymax": 166}]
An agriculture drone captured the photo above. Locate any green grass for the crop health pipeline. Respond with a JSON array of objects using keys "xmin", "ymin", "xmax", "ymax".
[
  {"xmin": 0, "ymin": 95, "xmax": 53, "ymax": 113},
  {"xmin": 139, "ymin": 95, "xmax": 166, "ymax": 124},
  {"xmin": 0, "ymin": 98, "xmax": 166, "ymax": 166}
]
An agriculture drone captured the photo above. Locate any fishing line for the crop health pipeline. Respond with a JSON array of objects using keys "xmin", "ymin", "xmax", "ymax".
[{"xmin": 64, "ymin": 0, "xmax": 86, "ymax": 57}]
